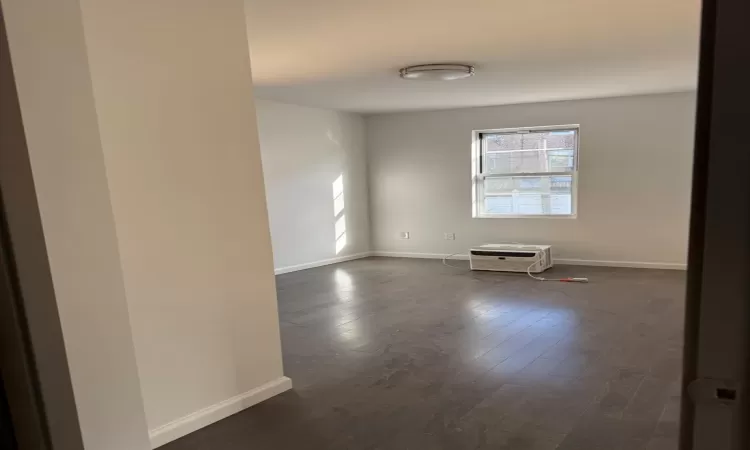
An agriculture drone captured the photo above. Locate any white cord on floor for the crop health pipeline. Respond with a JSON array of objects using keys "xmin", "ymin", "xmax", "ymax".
[
  {"xmin": 442, "ymin": 252, "xmax": 468, "ymax": 269},
  {"xmin": 526, "ymin": 254, "xmax": 589, "ymax": 283}
]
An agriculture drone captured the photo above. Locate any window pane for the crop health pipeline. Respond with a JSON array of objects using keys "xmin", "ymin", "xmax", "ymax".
[
  {"xmin": 485, "ymin": 196, "xmax": 513, "ymax": 214},
  {"xmin": 483, "ymin": 130, "xmax": 576, "ymax": 174},
  {"xmin": 483, "ymin": 175, "xmax": 573, "ymax": 215}
]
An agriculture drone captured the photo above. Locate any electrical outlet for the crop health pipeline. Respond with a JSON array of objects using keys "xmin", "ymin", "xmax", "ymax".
[
  {"xmin": 444, "ymin": 233, "xmax": 455, "ymax": 240},
  {"xmin": 399, "ymin": 231, "xmax": 410, "ymax": 239}
]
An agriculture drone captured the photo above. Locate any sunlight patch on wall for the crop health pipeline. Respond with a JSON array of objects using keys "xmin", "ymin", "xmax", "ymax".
[
  {"xmin": 333, "ymin": 174, "xmax": 347, "ymax": 254},
  {"xmin": 335, "ymin": 215, "xmax": 347, "ymax": 240},
  {"xmin": 335, "ymin": 233, "xmax": 347, "ymax": 254},
  {"xmin": 334, "ymin": 184, "xmax": 345, "ymax": 216},
  {"xmin": 335, "ymin": 215, "xmax": 347, "ymax": 254}
]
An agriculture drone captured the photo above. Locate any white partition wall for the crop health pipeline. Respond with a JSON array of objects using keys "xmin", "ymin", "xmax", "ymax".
[{"xmin": 3, "ymin": 0, "xmax": 289, "ymax": 447}]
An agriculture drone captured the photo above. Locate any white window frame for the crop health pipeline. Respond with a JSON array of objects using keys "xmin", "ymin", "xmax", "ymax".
[{"xmin": 472, "ymin": 124, "xmax": 580, "ymax": 219}]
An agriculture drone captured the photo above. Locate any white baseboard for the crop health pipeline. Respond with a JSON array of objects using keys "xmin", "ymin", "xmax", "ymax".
[
  {"xmin": 274, "ymin": 252, "xmax": 372, "ymax": 275},
  {"xmin": 149, "ymin": 376, "xmax": 293, "ymax": 448},
  {"xmin": 371, "ymin": 251, "xmax": 470, "ymax": 260},
  {"xmin": 553, "ymin": 258, "xmax": 686, "ymax": 270},
  {"xmin": 370, "ymin": 251, "xmax": 686, "ymax": 270}
]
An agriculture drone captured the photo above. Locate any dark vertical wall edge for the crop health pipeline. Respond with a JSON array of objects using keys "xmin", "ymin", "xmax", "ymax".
[
  {"xmin": 0, "ymin": 4, "xmax": 85, "ymax": 449},
  {"xmin": 679, "ymin": 0, "xmax": 715, "ymax": 447},
  {"xmin": 682, "ymin": 0, "xmax": 750, "ymax": 448}
]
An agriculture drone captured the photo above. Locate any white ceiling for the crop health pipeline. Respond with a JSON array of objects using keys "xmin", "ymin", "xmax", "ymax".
[{"xmin": 245, "ymin": 0, "xmax": 701, "ymax": 114}]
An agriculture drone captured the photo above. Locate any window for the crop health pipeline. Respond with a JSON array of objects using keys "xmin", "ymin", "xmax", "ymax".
[{"xmin": 472, "ymin": 125, "xmax": 579, "ymax": 218}]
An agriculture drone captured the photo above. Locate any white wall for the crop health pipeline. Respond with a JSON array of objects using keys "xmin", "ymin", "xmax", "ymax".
[
  {"xmin": 255, "ymin": 100, "xmax": 370, "ymax": 271},
  {"xmin": 367, "ymin": 92, "xmax": 696, "ymax": 266},
  {"xmin": 1, "ymin": 0, "xmax": 151, "ymax": 448},
  {"xmin": 80, "ymin": 0, "xmax": 287, "ymax": 446}
]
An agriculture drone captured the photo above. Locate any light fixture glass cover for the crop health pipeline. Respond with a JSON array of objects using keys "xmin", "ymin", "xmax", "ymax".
[{"xmin": 399, "ymin": 64, "xmax": 475, "ymax": 81}]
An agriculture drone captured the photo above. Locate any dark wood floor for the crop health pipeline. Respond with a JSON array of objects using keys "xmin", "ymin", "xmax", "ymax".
[{"xmin": 163, "ymin": 257, "xmax": 685, "ymax": 450}]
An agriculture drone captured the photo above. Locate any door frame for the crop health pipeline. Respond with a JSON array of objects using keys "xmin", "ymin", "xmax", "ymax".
[{"xmin": 681, "ymin": 0, "xmax": 750, "ymax": 448}]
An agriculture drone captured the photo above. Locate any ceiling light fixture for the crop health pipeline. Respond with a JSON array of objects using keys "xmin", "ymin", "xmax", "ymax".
[{"xmin": 399, "ymin": 64, "xmax": 475, "ymax": 81}]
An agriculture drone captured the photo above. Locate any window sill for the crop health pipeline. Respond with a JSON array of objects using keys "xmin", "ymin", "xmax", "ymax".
[{"xmin": 473, "ymin": 213, "xmax": 577, "ymax": 219}]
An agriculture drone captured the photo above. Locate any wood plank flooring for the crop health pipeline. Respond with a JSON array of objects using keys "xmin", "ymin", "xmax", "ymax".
[{"xmin": 162, "ymin": 257, "xmax": 685, "ymax": 450}]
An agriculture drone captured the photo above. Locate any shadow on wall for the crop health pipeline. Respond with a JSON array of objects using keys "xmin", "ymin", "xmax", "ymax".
[{"xmin": 333, "ymin": 173, "xmax": 347, "ymax": 254}]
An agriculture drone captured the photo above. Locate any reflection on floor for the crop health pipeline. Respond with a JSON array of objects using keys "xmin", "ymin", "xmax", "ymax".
[{"xmin": 162, "ymin": 257, "xmax": 684, "ymax": 450}]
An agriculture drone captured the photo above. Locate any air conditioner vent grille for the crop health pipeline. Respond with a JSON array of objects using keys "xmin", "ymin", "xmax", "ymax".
[{"xmin": 469, "ymin": 244, "xmax": 553, "ymax": 273}]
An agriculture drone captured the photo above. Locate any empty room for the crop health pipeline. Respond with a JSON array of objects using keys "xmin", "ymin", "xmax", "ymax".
[
  {"xmin": 3, "ymin": 0, "xmax": 718, "ymax": 449},
  {"xmin": 164, "ymin": 0, "xmax": 699, "ymax": 449}
]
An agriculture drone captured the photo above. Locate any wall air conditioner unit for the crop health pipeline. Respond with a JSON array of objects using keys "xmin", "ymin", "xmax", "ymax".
[{"xmin": 469, "ymin": 244, "xmax": 553, "ymax": 273}]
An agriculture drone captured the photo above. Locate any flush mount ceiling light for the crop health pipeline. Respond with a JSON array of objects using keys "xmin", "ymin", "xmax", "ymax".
[{"xmin": 399, "ymin": 64, "xmax": 475, "ymax": 81}]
